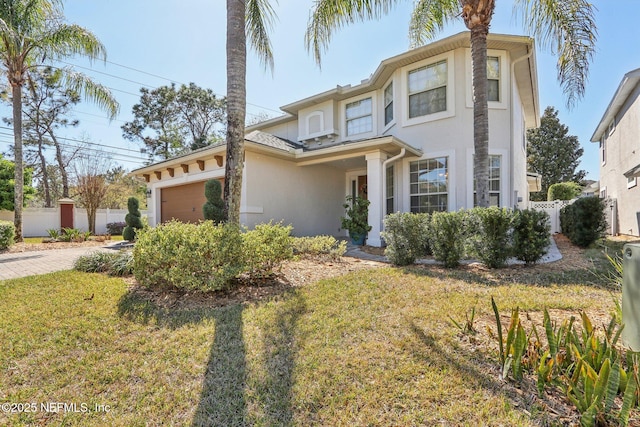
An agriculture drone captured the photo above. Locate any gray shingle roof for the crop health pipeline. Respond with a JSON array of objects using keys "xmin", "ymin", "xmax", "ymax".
[{"xmin": 245, "ymin": 130, "xmax": 302, "ymax": 151}]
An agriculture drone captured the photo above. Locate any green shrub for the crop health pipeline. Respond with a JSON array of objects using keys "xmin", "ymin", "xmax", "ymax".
[
  {"xmin": 74, "ymin": 251, "xmax": 133, "ymax": 276},
  {"xmin": 468, "ymin": 207, "xmax": 513, "ymax": 268},
  {"xmin": 203, "ymin": 179, "xmax": 225, "ymax": 223},
  {"xmin": 291, "ymin": 235, "xmax": 347, "ymax": 260},
  {"xmin": 547, "ymin": 181, "xmax": 582, "ymax": 201},
  {"xmin": 123, "ymin": 197, "xmax": 143, "ymax": 241},
  {"xmin": 243, "ymin": 222, "xmax": 294, "ymax": 278},
  {"xmin": 133, "ymin": 221, "xmax": 245, "ymax": 291},
  {"xmin": 430, "ymin": 211, "xmax": 467, "ymax": 268},
  {"xmin": 0, "ymin": 220, "xmax": 14, "ymax": 249},
  {"xmin": 511, "ymin": 209, "xmax": 550, "ymax": 264},
  {"xmin": 560, "ymin": 197, "xmax": 607, "ymax": 247},
  {"xmin": 381, "ymin": 212, "xmax": 430, "ymax": 266}
]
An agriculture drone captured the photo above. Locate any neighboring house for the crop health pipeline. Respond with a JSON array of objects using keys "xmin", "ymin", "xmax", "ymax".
[
  {"xmin": 132, "ymin": 31, "xmax": 540, "ymax": 246},
  {"xmin": 591, "ymin": 68, "xmax": 640, "ymax": 237}
]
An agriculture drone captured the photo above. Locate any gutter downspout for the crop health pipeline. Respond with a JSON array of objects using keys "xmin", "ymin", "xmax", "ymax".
[
  {"xmin": 381, "ymin": 148, "xmax": 406, "ymax": 227},
  {"xmin": 510, "ymin": 47, "xmax": 533, "ymax": 209}
]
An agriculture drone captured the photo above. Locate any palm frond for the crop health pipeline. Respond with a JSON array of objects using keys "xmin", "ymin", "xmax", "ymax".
[
  {"xmin": 39, "ymin": 23, "xmax": 106, "ymax": 62},
  {"xmin": 60, "ymin": 68, "xmax": 119, "ymax": 119},
  {"xmin": 409, "ymin": 0, "xmax": 460, "ymax": 48},
  {"xmin": 514, "ymin": 0, "xmax": 597, "ymax": 108},
  {"xmin": 246, "ymin": 0, "xmax": 277, "ymax": 72},
  {"xmin": 305, "ymin": 0, "xmax": 402, "ymax": 67}
]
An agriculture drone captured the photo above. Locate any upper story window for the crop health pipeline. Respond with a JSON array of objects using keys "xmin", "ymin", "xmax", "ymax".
[
  {"xmin": 600, "ymin": 137, "xmax": 607, "ymax": 165},
  {"xmin": 487, "ymin": 56, "xmax": 500, "ymax": 102},
  {"xmin": 346, "ymin": 97, "xmax": 372, "ymax": 136},
  {"xmin": 408, "ymin": 60, "xmax": 447, "ymax": 118},
  {"xmin": 384, "ymin": 82, "xmax": 394, "ymax": 126},
  {"xmin": 307, "ymin": 111, "xmax": 323, "ymax": 136}
]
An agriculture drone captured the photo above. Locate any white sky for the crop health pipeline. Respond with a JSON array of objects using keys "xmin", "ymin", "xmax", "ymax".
[{"xmin": 1, "ymin": 0, "xmax": 638, "ymax": 180}]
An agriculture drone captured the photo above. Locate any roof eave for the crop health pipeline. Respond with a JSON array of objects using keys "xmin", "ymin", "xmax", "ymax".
[{"xmin": 591, "ymin": 68, "xmax": 640, "ymax": 142}]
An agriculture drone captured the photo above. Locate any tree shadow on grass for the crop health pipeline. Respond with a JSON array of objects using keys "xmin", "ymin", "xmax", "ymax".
[{"xmin": 116, "ymin": 283, "xmax": 305, "ymax": 426}]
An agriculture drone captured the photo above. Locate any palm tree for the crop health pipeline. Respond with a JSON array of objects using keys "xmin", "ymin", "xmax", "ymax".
[
  {"xmin": 305, "ymin": 0, "xmax": 597, "ymax": 207},
  {"xmin": 0, "ymin": 0, "xmax": 119, "ymax": 241},
  {"xmin": 223, "ymin": 0, "xmax": 275, "ymax": 224}
]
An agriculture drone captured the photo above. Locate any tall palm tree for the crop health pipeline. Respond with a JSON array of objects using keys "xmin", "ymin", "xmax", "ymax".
[
  {"xmin": 0, "ymin": 0, "xmax": 119, "ymax": 241},
  {"xmin": 305, "ymin": 0, "xmax": 597, "ymax": 207},
  {"xmin": 224, "ymin": 0, "xmax": 275, "ymax": 224}
]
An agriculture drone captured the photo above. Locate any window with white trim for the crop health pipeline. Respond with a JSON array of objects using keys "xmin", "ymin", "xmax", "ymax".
[
  {"xmin": 346, "ymin": 97, "xmax": 372, "ymax": 136},
  {"xmin": 474, "ymin": 155, "xmax": 501, "ymax": 206},
  {"xmin": 487, "ymin": 56, "xmax": 500, "ymax": 102},
  {"xmin": 408, "ymin": 60, "xmax": 447, "ymax": 118},
  {"xmin": 600, "ymin": 137, "xmax": 607, "ymax": 165},
  {"xmin": 410, "ymin": 157, "xmax": 448, "ymax": 213},
  {"xmin": 386, "ymin": 165, "xmax": 394, "ymax": 215},
  {"xmin": 628, "ymin": 176, "xmax": 637, "ymax": 189},
  {"xmin": 384, "ymin": 82, "xmax": 393, "ymax": 126}
]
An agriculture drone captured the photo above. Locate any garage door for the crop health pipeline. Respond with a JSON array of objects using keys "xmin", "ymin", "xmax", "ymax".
[{"xmin": 161, "ymin": 180, "xmax": 225, "ymax": 223}]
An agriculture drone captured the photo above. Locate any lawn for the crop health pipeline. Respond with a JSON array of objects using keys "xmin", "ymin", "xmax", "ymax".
[{"xmin": 0, "ymin": 240, "xmax": 629, "ymax": 426}]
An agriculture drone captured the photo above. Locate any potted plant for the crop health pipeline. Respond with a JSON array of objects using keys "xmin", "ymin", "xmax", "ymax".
[{"xmin": 341, "ymin": 195, "xmax": 372, "ymax": 245}]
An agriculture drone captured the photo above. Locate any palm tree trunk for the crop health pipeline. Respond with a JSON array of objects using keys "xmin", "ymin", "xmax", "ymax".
[
  {"xmin": 470, "ymin": 25, "xmax": 490, "ymax": 208},
  {"xmin": 12, "ymin": 83, "xmax": 24, "ymax": 241},
  {"xmin": 223, "ymin": 0, "xmax": 247, "ymax": 225}
]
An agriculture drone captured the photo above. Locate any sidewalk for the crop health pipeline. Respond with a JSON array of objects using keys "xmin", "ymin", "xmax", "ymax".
[{"xmin": 0, "ymin": 244, "xmax": 119, "ymax": 281}]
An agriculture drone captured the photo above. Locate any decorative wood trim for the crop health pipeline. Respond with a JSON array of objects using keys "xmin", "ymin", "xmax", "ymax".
[
  {"xmin": 197, "ymin": 160, "xmax": 205, "ymax": 171},
  {"xmin": 167, "ymin": 167, "xmax": 174, "ymax": 177},
  {"xmin": 143, "ymin": 174, "xmax": 150, "ymax": 183},
  {"xmin": 214, "ymin": 155, "xmax": 223, "ymax": 167},
  {"xmin": 180, "ymin": 163, "xmax": 189, "ymax": 173},
  {"xmin": 154, "ymin": 171, "xmax": 162, "ymax": 180}
]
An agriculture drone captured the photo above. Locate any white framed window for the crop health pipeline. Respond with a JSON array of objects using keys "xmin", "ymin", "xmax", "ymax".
[
  {"xmin": 600, "ymin": 137, "xmax": 607, "ymax": 165},
  {"xmin": 410, "ymin": 157, "xmax": 448, "ymax": 213},
  {"xmin": 346, "ymin": 97, "xmax": 372, "ymax": 136},
  {"xmin": 487, "ymin": 56, "xmax": 500, "ymax": 102},
  {"xmin": 474, "ymin": 155, "xmax": 501, "ymax": 206},
  {"xmin": 386, "ymin": 165, "xmax": 394, "ymax": 215},
  {"xmin": 384, "ymin": 82, "xmax": 394, "ymax": 126},
  {"xmin": 408, "ymin": 60, "xmax": 447, "ymax": 118},
  {"xmin": 628, "ymin": 176, "xmax": 638, "ymax": 189},
  {"xmin": 607, "ymin": 119, "xmax": 616, "ymax": 137},
  {"xmin": 600, "ymin": 187, "xmax": 607, "ymax": 198}
]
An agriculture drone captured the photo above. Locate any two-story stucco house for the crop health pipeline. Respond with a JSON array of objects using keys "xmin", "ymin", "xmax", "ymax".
[
  {"xmin": 591, "ymin": 68, "xmax": 640, "ymax": 237},
  {"xmin": 132, "ymin": 31, "xmax": 540, "ymax": 246}
]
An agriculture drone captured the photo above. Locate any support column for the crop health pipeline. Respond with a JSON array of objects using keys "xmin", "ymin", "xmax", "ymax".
[{"xmin": 365, "ymin": 151, "xmax": 387, "ymax": 247}]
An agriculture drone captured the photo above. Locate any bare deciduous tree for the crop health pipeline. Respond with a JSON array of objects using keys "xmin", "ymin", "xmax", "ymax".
[{"xmin": 72, "ymin": 153, "xmax": 111, "ymax": 234}]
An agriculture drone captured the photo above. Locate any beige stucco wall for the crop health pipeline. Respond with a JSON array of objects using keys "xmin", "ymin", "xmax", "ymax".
[
  {"xmin": 600, "ymin": 83, "xmax": 640, "ymax": 236},
  {"xmin": 243, "ymin": 151, "xmax": 345, "ymax": 236}
]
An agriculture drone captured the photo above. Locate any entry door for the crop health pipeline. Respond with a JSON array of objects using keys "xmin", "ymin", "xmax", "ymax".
[{"xmin": 353, "ymin": 175, "xmax": 368, "ymax": 200}]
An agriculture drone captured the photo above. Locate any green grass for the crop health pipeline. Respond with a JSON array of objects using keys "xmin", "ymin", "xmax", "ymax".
[{"xmin": 0, "ymin": 263, "xmax": 622, "ymax": 426}]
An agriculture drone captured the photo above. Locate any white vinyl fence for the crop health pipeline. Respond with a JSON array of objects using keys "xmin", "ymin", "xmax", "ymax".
[
  {"xmin": 0, "ymin": 208, "xmax": 148, "ymax": 237},
  {"xmin": 529, "ymin": 199, "xmax": 575, "ymax": 234}
]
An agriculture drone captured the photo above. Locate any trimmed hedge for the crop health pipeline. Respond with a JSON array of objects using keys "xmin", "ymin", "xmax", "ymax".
[
  {"xmin": 133, "ymin": 221, "xmax": 245, "ymax": 291},
  {"xmin": 132, "ymin": 221, "xmax": 302, "ymax": 291},
  {"xmin": 380, "ymin": 208, "xmax": 552, "ymax": 267},
  {"xmin": 0, "ymin": 220, "xmax": 14, "ymax": 250},
  {"xmin": 291, "ymin": 235, "xmax": 347, "ymax": 260},
  {"xmin": 430, "ymin": 211, "xmax": 467, "ymax": 268},
  {"xmin": 381, "ymin": 212, "xmax": 430, "ymax": 266},
  {"xmin": 560, "ymin": 196, "xmax": 606, "ymax": 247},
  {"xmin": 512, "ymin": 209, "xmax": 550, "ymax": 264},
  {"xmin": 547, "ymin": 182, "xmax": 581, "ymax": 201}
]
